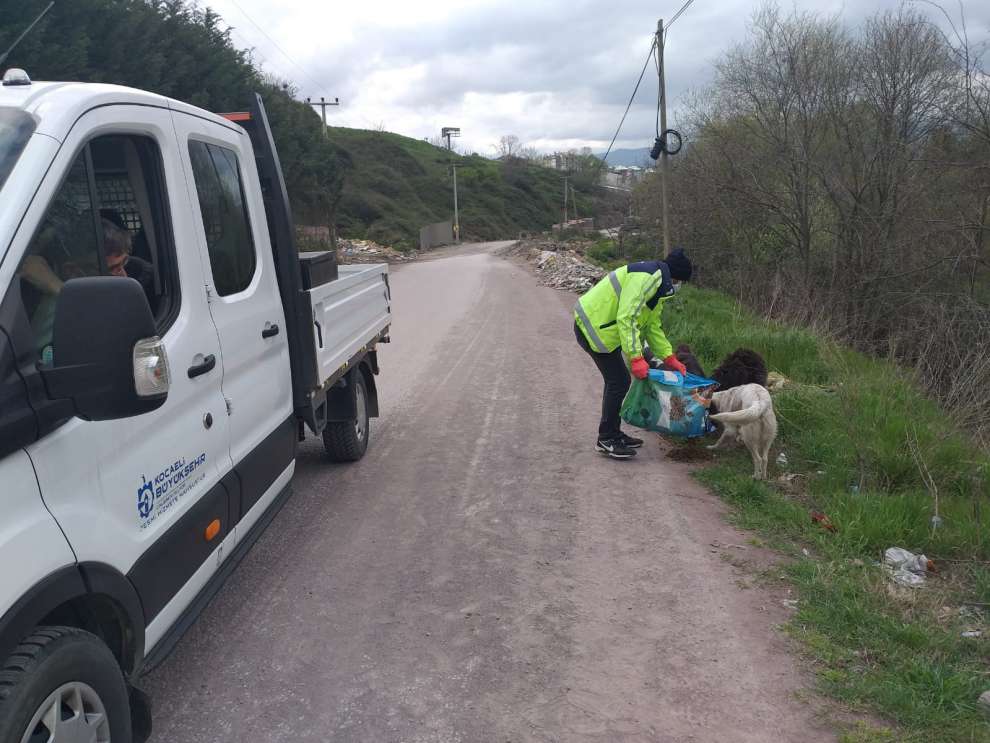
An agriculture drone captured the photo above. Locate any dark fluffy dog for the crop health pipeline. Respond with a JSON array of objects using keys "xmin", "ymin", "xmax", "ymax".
[{"xmin": 711, "ymin": 348, "xmax": 768, "ymax": 390}]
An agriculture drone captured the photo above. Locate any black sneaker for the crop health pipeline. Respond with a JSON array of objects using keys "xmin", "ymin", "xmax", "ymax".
[
  {"xmin": 596, "ymin": 437, "xmax": 637, "ymax": 459},
  {"xmin": 619, "ymin": 432, "xmax": 644, "ymax": 448}
]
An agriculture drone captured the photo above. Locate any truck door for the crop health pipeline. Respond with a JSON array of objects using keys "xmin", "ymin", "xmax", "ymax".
[
  {"xmin": 11, "ymin": 105, "xmax": 234, "ymax": 651},
  {"xmin": 170, "ymin": 112, "xmax": 295, "ymax": 534}
]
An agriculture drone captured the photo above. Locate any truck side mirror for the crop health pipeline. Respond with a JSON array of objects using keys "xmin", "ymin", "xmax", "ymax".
[{"xmin": 43, "ymin": 277, "xmax": 170, "ymax": 421}]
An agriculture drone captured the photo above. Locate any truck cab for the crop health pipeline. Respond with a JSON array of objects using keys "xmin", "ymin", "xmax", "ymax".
[{"xmin": 0, "ymin": 70, "xmax": 390, "ymax": 742}]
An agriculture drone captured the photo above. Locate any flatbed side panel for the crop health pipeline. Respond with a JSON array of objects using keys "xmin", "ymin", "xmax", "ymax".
[{"xmin": 310, "ymin": 265, "xmax": 390, "ymax": 387}]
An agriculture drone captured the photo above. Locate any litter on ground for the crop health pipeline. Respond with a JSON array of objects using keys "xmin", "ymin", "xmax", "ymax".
[
  {"xmin": 811, "ymin": 511, "xmax": 837, "ymax": 532},
  {"xmin": 883, "ymin": 547, "xmax": 933, "ymax": 588}
]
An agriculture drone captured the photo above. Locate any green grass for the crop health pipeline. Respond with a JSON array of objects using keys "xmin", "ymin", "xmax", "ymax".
[
  {"xmin": 668, "ymin": 286, "xmax": 990, "ymax": 742},
  {"xmin": 326, "ymin": 128, "xmax": 615, "ymax": 250},
  {"xmin": 585, "ymin": 235, "xmax": 662, "ymax": 270}
]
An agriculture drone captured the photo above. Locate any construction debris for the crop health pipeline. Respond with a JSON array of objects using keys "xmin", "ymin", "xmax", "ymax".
[
  {"xmin": 337, "ymin": 238, "xmax": 417, "ymax": 264},
  {"xmin": 503, "ymin": 239, "xmax": 605, "ymax": 293},
  {"xmin": 552, "ymin": 217, "xmax": 595, "ymax": 234}
]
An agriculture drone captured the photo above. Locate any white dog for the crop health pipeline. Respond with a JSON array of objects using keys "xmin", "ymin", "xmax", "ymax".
[{"xmin": 706, "ymin": 384, "xmax": 778, "ymax": 480}]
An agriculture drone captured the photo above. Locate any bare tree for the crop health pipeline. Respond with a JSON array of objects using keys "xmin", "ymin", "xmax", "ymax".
[
  {"xmin": 631, "ymin": 1, "xmax": 990, "ymax": 436},
  {"xmin": 494, "ymin": 134, "xmax": 522, "ymax": 159}
]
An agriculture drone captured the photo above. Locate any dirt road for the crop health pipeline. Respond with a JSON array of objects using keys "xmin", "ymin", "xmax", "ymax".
[{"xmin": 144, "ymin": 242, "xmax": 834, "ymax": 742}]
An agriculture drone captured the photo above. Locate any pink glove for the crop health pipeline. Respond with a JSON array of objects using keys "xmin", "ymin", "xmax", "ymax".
[
  {"xmin": 663, "ymin": 355, "xmax": 687, "ymax": 376},
  {"xmin": 631, "ymin": 356, "xmax": 649, "ymax": 380}
]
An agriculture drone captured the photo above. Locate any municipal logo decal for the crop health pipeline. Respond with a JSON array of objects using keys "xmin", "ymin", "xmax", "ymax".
[{"xmin": 136, "ymin": 453, "xmax": 207, "ymax": 528}]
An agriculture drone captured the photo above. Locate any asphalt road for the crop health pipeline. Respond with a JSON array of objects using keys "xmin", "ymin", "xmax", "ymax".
[{"xmin": 144, "ymin": 242, "xmax": 835, "ymax": 742}]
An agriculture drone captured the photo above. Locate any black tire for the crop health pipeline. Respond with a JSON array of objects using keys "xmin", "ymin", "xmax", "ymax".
[
  {"xmin": 0, "ymin": 626, "xmax": 132, "ymax": 743},
  {"xmin": 322, "ymin": 372, "xmax": 370, "ymax": 462}
]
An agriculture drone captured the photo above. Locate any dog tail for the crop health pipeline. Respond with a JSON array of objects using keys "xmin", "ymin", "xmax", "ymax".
[{"xmin": 709, "ymin": 398, "xmax": 770, "ymax": 425}]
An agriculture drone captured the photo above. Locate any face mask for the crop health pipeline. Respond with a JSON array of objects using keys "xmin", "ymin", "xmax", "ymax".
[{"xmin": 670, "ymin": 282, "xmax": 681, "ymax": 294}]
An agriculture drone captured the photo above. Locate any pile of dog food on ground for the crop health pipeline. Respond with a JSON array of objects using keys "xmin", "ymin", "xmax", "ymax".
[
  {"xmin": 338, "ymin": 238, "xmax": 417, "ymax": 264},
  {"xmin": 501, "ymin": 238, "xmax": 605, "ymax": 293}
]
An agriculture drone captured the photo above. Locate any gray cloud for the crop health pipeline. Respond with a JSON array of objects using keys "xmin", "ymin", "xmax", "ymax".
[{"xmin": 210, "ymin": 0, "xmax": 990, "ymax": 153}]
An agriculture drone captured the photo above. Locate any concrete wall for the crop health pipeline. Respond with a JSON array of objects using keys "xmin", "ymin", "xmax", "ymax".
[{"xmin": 420, "ymin": 221, "xmax": 454, "ymax": 250}]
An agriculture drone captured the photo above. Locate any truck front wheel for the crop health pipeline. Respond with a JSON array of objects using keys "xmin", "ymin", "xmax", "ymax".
[
  {"xmin": 0, "ymin": 626, "xmax": 132, "ymax": 743},
  {"xmin": 322, "ymin": 372, "xmax": 370, "ymax": 462}
]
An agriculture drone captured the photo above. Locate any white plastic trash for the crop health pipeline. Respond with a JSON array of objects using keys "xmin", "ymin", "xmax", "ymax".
[
  {"xmin": 883, "ymin": 547, "xmax": 930, "ymax": 588},
  {"xmin": 884, "ymin": 547, "xmax": 929, "ymax": 574}
]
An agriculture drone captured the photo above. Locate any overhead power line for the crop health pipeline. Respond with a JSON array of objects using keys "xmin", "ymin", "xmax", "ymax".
[
  {"xmin": 225, "ymin": 0, "xmax": 333, "ymax": 94},
  {"xmin": 600, "ymin": 37, "xmax": 658, "ymax": 167},
  {"xmin": 665, "ymin": 0, "xmax": 697, "ymax": 33}
]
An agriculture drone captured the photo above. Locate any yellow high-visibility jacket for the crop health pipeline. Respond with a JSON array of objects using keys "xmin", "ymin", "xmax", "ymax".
[{"xmin": 574, "ymin": 260, "xmax": 677, "ymax": 361}]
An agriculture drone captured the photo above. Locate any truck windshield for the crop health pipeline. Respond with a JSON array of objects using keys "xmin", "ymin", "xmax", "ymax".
[{"xmin": 0, "ymin": 108, "xmax": 36, "ymax": 193}]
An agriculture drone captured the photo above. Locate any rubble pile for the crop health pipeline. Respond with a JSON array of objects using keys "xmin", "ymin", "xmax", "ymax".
[
  {"xmin": 504, "ymin": 238, "xmax": 605, "ymax": 293},
  {"xmin": 337, "ymin": 238, "xmax": 417, "ymax": 264},
  {"xmin": 534, "ymin": 250, "xmax": 605, "ymax": 292}
]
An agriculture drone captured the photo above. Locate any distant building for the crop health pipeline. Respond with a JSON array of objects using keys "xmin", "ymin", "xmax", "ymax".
[
  {"xmin": 602, "ymin": 165, "xmax": 649, "ymax": 190},
  {"xmin": 537, "ymin": 150, "xmax": 595, "ymax": 171},
  {"xmin": 537, "ymin": 152, "xmax": 570, "ymax": 171},
  {"xmin": 535, "ymin": 153, "xmax": 652, "ymax": 191}
]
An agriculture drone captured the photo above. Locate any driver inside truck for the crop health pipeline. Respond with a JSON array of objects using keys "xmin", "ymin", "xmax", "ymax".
[
  {"xmin": 19, "ymin": 217, "xmax": 153, "ymax": 362},
  {"xmin": 99, "ymin": 210, "xmax": 155, "ymax": 298}
]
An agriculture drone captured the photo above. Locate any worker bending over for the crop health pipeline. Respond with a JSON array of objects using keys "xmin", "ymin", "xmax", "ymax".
[{"xmin": 573, "ymin": 248, "xmax": 693, "ymax": 459}]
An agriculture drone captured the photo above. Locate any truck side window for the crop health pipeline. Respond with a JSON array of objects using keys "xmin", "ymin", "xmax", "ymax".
[
  {"xmin": 16, "ymin": 135, "xmax": 179, "ymax": 362},
  {"xmin": 188, "ymin": 141, "xmax": 257, "ymax": 296}
]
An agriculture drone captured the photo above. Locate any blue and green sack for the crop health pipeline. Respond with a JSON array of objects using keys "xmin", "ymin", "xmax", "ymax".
[{"xmin": 620, "ymin": 370, "xmax": 716, "ymax": 438}]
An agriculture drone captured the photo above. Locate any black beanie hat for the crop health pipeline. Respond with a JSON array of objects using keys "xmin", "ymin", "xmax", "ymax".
[{"xmin": 665, "ymin": 248, "xmax": 693, "ymax": 281}]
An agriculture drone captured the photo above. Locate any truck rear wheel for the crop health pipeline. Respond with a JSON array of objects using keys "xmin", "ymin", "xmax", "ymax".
[
  {"xmin": 0, "ymin": 626, "xmax": 132, "ymax": 743},
  {"xmin": 322, "ymin": 373, "xmax": 370, "ymax": 462}
]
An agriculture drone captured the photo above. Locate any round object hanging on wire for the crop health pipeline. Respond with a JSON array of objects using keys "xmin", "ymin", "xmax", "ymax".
[
  {"xmin": 649, "ymin": 137, "xmax": 663, "ymax": 160},
  {"xmin": 661, "ymin": 129, "xmax": 683, "ymax": 155}
]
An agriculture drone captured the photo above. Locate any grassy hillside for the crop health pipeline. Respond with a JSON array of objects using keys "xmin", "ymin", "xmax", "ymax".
[
  {"xmin": 328, "ymin": 127, "xmax": 608, "ymax": 249},
  {"xmin": 663, "ymin": 287, "xmax": 990, "ymax": 742}
]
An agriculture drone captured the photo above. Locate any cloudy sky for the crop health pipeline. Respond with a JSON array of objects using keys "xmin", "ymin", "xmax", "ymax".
[{"xmin": 203, "ymin": 0, "xmax": 990, "ymax": 155}]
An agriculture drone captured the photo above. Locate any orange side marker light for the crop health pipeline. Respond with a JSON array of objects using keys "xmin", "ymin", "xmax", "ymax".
[{"xmin": 205, "ymin": 519, "xmax": 221, "ymax": 542}]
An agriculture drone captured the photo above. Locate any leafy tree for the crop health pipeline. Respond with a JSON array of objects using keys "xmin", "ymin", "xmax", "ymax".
[{"xmin": 0, "ymin": 0, "xmax": 349, "ymax": 228}]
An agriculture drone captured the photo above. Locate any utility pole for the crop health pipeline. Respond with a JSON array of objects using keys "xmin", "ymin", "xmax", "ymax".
[
  {"xmin": 442, "ymin": 127, "xmax": 461, "ymax": 242},
  {"xmin": 563, "ymin": 175, "xmax": 569, "ymax": 226},
  {"xmin": 656, "ymin": 19, "xmax": 671, "ymax": 256},
  {"xmin": 452, "ymin": 163, "xmax": 460, "ymax": 244},
  {"xmin": 306, "ymin": 97, "xmax": 339, "ymax": 138}
]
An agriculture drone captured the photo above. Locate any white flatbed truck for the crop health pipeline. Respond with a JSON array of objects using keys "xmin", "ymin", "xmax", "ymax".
[{"xmin": 0, "ymin": 69, "xmax": 391, "ymax": 742}]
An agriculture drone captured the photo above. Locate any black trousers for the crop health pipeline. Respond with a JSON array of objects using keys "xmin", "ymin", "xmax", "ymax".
[{"xmin": 574, "ymin": 322, "xmax": 630, "ymax": 439}]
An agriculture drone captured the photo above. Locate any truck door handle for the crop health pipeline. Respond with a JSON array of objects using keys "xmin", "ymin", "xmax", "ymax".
[
  {"xmin": 262, "ymin": 324, "xmax": 280, "ymax": 339},
  {"xmin": 187, "ymin": 354, "xmax": 217, "ymax": 379}
]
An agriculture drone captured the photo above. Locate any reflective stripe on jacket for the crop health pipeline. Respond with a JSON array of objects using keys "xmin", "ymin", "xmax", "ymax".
[{"xmin": 574, "ymin": 260, "xmax": 676, "ymax": 360}]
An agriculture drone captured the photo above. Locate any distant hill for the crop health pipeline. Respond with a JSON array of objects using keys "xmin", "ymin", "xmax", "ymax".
[
  {"xmin": 597, "ymin": 147, "xmax": 653, "ymax": 168},
  {"xmin": 329, "ymin": 127, "xmax": 620, "ymax": 250}
]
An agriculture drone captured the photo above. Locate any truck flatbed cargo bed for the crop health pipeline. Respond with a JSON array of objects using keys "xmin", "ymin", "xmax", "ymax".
[{"xmin": 310, "ymin": 263, "xmax": 390, "ymax": 391}]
